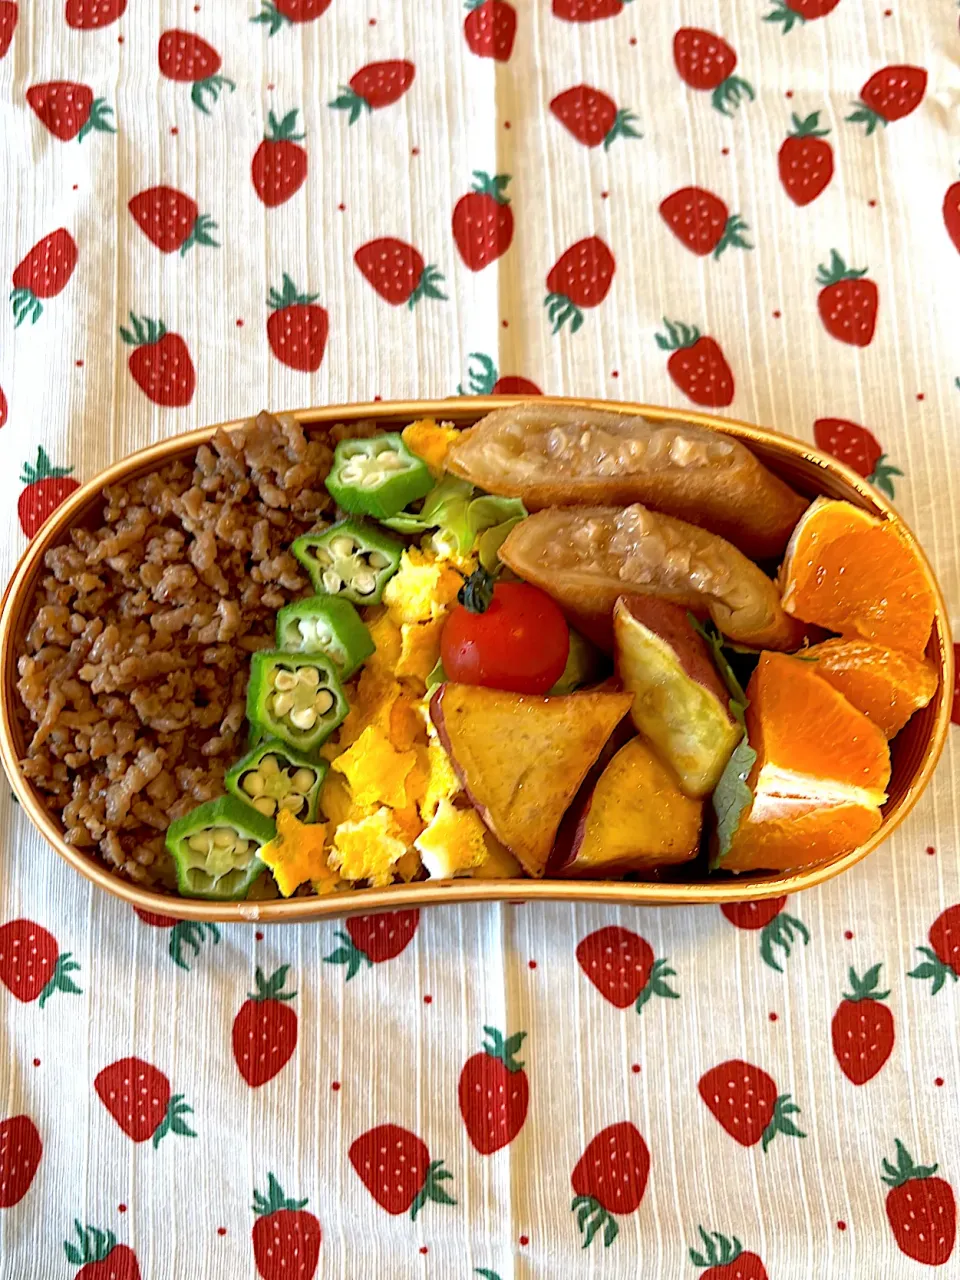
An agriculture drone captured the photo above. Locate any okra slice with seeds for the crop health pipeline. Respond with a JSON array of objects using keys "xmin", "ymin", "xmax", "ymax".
[
  {"xmin": 326, "ymin": 432, "xmax": 433, "ymax": 519},
  {"xmin": 291, "ymin": 519, "xmax": 402, "ymax": 606},
  {"xmin": 276, "ymin": 595, "xmax": 374, "ymax": 680},
  {"xmin": 165, "ymin": 795, "xmax": 275, "ymax": 900},
  {"xmin": 225, "ymin": 739, "xmax": 328, "ymax": 823},
  {"xmin": 247, "ymin": 650, "xmax": 348, "ymax": 754}
]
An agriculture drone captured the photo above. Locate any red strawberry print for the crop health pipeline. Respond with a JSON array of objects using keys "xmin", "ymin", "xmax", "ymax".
[
  {"xmin": 831, "ymin": 963, "xmax": 894, "ymax": 1084},
  {"xmin": 0, "ymin": 1115, "xmax": 41, "ymax": 1208},
  {"xmin": 458, "ymin": 1026, "xmax": 529, "ymax": 1154},
  {"xmin": 882, "ymin": 1140, "xmax": 956, "ymax": 1266},
  {"xmin": 259, "ymin": 284, "xmax": 326, "ymax": 371},
  {"xmin": 128, "ymin": 187, "xmax": 218, "ymax": 255},
  {"xmin": 252, "ymin": 1174, "xmax": 321, "ymax": 1280},
  {"xmin": 576, "ymin": 926, "xmax": 679, "ymax": 1012},
  {"xmin": 325, "ymin": 910, "xmax": 420, "ymax": 979},
  {"xmin": 656, "ymin": 319, "xmax": 735, "ymax": 407},
  {"xmin": 688, "ymin": 1227, "xmax": 769, "ymax": 1279},
  {"xmin": 545, "ymin": 237, "xmax": 615, "ymax": 334},
  {"xmin": 571, "ymin": 1123, "xmax": 649, "ymax": 1248},
  {"xmin": 721, "ymin": 898, "xmax": 810, "ymax": 973},
  {"xmin": 698, "ymin": 1060, "xmax": 805, "ymax": 1150},
  {"xmin": 330, "ymin": 61, "xmax": 415, "ymax": 123},
  {"xmin": 778, "ymin": 111, "xmax": 834, "ymax": 206},
  {"xmin": 252, "ymin": 0, "xmax": 332, "ymax": 34},
  {"xmin": 349, "ymin": 1125, "xmax": 455, "ymax": 1218},
  {"xmin": 354, "ymin": 239, "xmax": 447, "ymax": 307},
  {"xmin": 267, "ymin": 276, "xmax": 329, "ymax": 373},
  {"xmin": 458, "ymin": 352, "xmax": 541, "ymax": 395},
  {"xmin": 26, "ymin": 83, "xmax": 115, "ymax": 143},
  {"xmin": 816, "ymin": 250, "xmax": 878, "ymax": 346},
  {"xmin": 553, "ymin": 0, "xmax": 628, "ymax": 23},
  {"xmin": 659, "ymin": 187, "xmax": 752, "ymax": 260},
  {"xmin": 452, "ymin": 172, "xmax": 514, "ymax": 271},
  {"xmin": 463, "ymin": 0, "xmax": 516, "ymax": 61},
  {"xmin": 120, "ymin": 314, "xmax": 196, "ymax": 408},
  {"xmin": 252, "ymin": 110, "xmax": 308, "ymax": 206},
  {"xmin": 94, "ymin": 1057, "xmax": 195, "ymax": 1146},
  {"xmin": 944, "ymin": 168, "xmax": 960, "ymax": 255},
  {"xmin": 813, "ymin": 418, "xmax": 901, "ymax": 498},
  {"xmin": 232, "ymin": 965, "xmax": 298, "ymax": 1088},
  {"xmin": 64, "ymin": 1223, "xmax": 140, "ymax": 1280},
  {"xmin": 0, "ymin": 3, "xmax": 16, "ymax": 59},
  {"xmin": 17, "ymin": 450, "xmax": 79, "ymax": 537},
  {"xmin": 909, "ymin": 904, "xmax": 960, "ymax": 994},
  {"xmin": 848, "ymin": 66, "xmax": 927, "ymax": 135},
  {"xmin": 764, "ymin": 0, "xmax": 840, "ymax": 33},
  {"xmin": 0, "ymin": 919, "xmax": 81, "ymax": 1005},
  {"xmin": 158, "ymin": 30, "xmax": 235, "ymax": 115},
  {"xmin": 11, "ymin": 228, "xmax": 78, "ymax": 326},
  {"xmin": 65, "ymin": 0, "xmax": 126, "ymax": 29},
  {"xmin": 549, "ymin": 85, "xmax": 641, "ymax": 149},
  {"xmin": 0, "ymin": 383, "xmax": 6, "ymax": 429},
  {"xmin": 133, "ymin": 907, "xmax": 220, "ymax": 971},
  {"xmin": 673, "ymin": 29, "xmax": 754, "ymax": 116}
]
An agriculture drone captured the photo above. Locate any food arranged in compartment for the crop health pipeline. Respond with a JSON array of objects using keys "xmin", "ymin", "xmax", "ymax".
[{"xmin": 13, "ymin": 404, "xmax": 940, "ymax": 903}]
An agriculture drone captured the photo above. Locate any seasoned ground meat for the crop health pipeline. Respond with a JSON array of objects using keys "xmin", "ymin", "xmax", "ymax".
[{"xmin": 15, "ymin": 410, "xmax": 364, "ymax": 889}]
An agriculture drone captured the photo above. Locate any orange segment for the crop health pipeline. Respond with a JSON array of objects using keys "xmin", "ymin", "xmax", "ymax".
[
  {"xmin": 804, "ymin": 638, "xmax": 939, "ymax": 738},
  {"xmin": 748, "ymin": 652, "xmax": 890, "ymax": 801},
  {"xmin": 722, "ymin": 796, "xmax": 882, "ymax": 874},
  {"xmin": 779, "ymin": 497, "xmax": 935, "ymax": 656},
  {"xmin": 723, "ymin": 652, "xmax": 890, "ymax": 874}
]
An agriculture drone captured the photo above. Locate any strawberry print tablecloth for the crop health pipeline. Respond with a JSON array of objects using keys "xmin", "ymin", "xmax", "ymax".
[{"xmin": 2, "ymin": 3, "xmax": 960, "ymax": 1278}]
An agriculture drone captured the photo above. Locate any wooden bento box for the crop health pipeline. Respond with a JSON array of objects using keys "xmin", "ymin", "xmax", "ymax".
[{"xmin": 0, "ymin": 397, "xmax": 952, "ymax": 923}]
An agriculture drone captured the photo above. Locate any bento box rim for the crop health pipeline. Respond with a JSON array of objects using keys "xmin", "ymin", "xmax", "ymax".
[{"xmin": 0, "ymin": 396, "xmax": 951, "ymax": 922}]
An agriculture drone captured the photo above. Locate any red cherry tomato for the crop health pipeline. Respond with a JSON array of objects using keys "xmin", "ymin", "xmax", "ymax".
[{"xmin": 441, "ymin": 580, "xmax": 570, "ymax": 694}]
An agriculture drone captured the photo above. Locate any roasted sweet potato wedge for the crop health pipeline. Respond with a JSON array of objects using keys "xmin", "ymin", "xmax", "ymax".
[
  {"xmin": 499, "ymin": 504, "xmax": 806, "ymax": 651},
  {"xmin": 553, "ymin": 737, "xmax": 703, "ymax": 877},
  {"xmin": 444, "ymin": 403, "xmax": 807, "ymax": 559},
  {"xmin": 429, "ymin": 683, "xmax": 632, "ymax": 877},
  {"xmin": 614, "ymin": 596, "xmax": 741, "ymax": 797}
]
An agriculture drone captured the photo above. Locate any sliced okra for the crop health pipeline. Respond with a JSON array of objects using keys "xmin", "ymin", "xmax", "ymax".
[
  {"xmin": 165, "ymin": 795, "xmax": 275, "ymax": 900},
  {"xmin": 275, "ymin": 595, "xmax": 374, "ymax": 680},
  {"xmin": 291, "ymin": 519, "xmax": 402, "ymax": 606},
  {"xmin": 225, "ymin": 739, "xmax": 328, "ymax": 823},
  {"xmin": 325, "ymin": 432, "xmax": 433, "ymax": 519},
  {"xmin": 247, "ymin": 650, "xmax": 347, "ymax": 754}
]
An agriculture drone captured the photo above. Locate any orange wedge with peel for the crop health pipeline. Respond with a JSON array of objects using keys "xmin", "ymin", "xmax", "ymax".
[
  {"xmin": 721, "ymin": 652, "xmax": 890, "ymax": 874},
  {"xmin": 803, "ymin": 638, "xmax": 938, "ymax": 739},
  {"xmin": 779, "ymin": 498, "xmax": 935, "ymax": 657}
]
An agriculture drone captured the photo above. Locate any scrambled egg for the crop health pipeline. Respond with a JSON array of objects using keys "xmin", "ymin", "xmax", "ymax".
[
  {"xmin": 259, "ymin": 810, "xmax": 336, "ymax": 898},
  {"xmin": 315, "ymin": 536, "xmax": 506, "ymax": 886},
  {"xmin": 415, "ymin": 798, "xmax": 489, "ymax": 880},
  {"xmin": 419, "ymin": 739, "xmax": 460, "ymax": 822},
  {"xmin": 330, "ymin": 807, "xmax": 409, "ymax": 886},
  {"xmin": 402, "ymin": 418, "xmax": 461, "ymax": 477},
  {"xmin": 396, "ymin": 618, "xmax": 445, "ymax": 683},
  {"xmin": 332, "ymin": 725, "xmax": 417, "ymax": 809},
  {"xmin": 382, "ymin": 547, "xmax": 464, "ymax": 624}
]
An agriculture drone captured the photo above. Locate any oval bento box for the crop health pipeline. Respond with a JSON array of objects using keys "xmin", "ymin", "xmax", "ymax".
[{"xmin": 0, "ymin": 397, "xmax": 953, "ymax": 923}]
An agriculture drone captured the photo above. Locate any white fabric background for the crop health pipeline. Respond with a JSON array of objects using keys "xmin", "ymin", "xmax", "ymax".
[{"xmin": 1, "ymin": 2, "xmax": 959, "ymax": 1277}]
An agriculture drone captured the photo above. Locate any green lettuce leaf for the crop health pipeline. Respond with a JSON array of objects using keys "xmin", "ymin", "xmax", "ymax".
[
  {"xmin": 381, "ymin": 479, "xmax": 526, "ymax": 558},
  {"xmin": 711, "ymin": 735, "xmax": 757, "ymax": 865},
  {"xmin": 425, "ymin": 658, "xmax": 447, "ymax": 691},
  {"xmin": 477, "ymin": 515, "xmax": 525, "ymax": 572}
]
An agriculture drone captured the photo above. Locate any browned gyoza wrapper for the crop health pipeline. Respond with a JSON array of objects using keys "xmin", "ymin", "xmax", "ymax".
[
  {"xmin": 499, "ymin": 503, "xmax": 807, "ymax": 651},
  {"xmin": 445, "ymin": 403, "xmax": 807, "ymax": 559}
]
